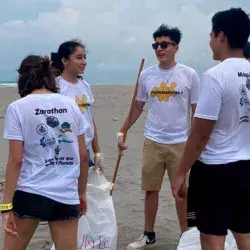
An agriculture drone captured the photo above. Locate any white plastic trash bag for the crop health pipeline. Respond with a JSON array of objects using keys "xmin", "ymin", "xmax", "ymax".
[
  {"xmin": 51, "ymin": 168, "xmax": 118, "ymax": 250},
  {"xmin": 177, "ymin": 227, "xmax": 237, "ymax": 250}
]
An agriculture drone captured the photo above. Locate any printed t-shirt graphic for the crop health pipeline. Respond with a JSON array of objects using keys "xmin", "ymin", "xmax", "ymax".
[
  {"xmin": 56, "ymin": 77, "xmax": 94, "ymax": 150},
  {"xmin": 3, "ymin": 93, "xmax": 89, "ymax": 205},
  {"xmin": 136, "ymin": 63, "xmax": 200, "ymax": 144},
  {"xmin": 75, "ymin": 94, "xmax": 90, "ymax": 113},
  {"xmin": 151, "ymin": 82, "xmax": 183, "ymax": 101},
  {"xmin": 194, "ymin": 58, "xmax": 250, "ymax": 164}
]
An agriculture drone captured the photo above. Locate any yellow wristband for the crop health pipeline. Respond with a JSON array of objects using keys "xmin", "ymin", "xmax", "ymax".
[
  {"xmin": 95, "ymin": 152, "xmax": 102, "ymax": 158},
  {"xmin": 0, "ymin": 203, "xmax": 13, "ymax": 211}
]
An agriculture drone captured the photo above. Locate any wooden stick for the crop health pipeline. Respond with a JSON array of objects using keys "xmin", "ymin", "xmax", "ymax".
[{"xmin": 110, "ymin": 58, "xmax": 145, "ymax": 195}]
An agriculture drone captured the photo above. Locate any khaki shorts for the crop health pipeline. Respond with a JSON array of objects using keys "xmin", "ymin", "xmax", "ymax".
[{"xmin": 141, "ymin": 138, "xmax": 186, "ymax": 191}]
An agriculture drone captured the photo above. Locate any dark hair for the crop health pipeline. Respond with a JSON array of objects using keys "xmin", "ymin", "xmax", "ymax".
[
  {"xmin": 51, "ymin": 39, "xmax": 85, "ymax": 76},
  {"xmin": 243, "ymin": 41, "xmax": 250, "ymax": 58},
  {"xmin": 17, "ymin": 55, "xmax": 58, "ymax": 98},
  {"xmin": 212, "ymin": 8, "xmax": 250, "ymax": 49},
  {"xmin": 153, "ymin": 24, "xmax": 182, "ymax": 44}
]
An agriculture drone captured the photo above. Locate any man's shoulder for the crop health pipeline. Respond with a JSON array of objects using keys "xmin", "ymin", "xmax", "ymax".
[
  {"xmin": 141, "ymin": 64, "xmax": 158, "ymax": 76},
  {"xmin": 176, "ymin": 63, "xmax": 197, "ymax": 76},
  {"xmin": 203, "ymin": 62, "xmax": 227, "ymax": 80}
]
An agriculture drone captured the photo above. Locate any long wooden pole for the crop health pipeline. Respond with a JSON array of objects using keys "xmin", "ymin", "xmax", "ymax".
[{"xmin": 110, "ymin": 58, "xmax": 145, "ymax": 195}]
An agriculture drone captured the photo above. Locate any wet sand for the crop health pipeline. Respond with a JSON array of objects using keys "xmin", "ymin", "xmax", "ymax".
[{"xmin": 0, "ymin": 86, "xmax": 180, "ymax": 249}]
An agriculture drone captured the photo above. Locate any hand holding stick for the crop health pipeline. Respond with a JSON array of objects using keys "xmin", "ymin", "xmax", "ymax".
[{"xmin": 110, "ymin": 58, "xmax": 145, "ymax": 195}]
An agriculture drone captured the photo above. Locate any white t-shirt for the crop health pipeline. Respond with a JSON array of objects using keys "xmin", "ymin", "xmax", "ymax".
[
  {"xmin": 3, "ymin": 93, "xmax": 89, "ymax": 205},
  {"xmin": 137, "ymin": 63, "xmax": 200, "ymax": 144},
  {"xmin": 195, "ymin": 58, "xmax": 250, "ymax": 164},
  {"xmin": 56, "ymin": 77, "xmax": 94, "ymax": 150}
]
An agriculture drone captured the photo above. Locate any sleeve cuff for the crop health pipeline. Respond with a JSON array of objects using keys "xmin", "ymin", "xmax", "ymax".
[
  {"xmin": 136, "ymin": 97, "xmax": 147, "ymax": 102},
  {"xmin": 78, "ymin": 123, "xmax": 90, "ymax": 136},
  {"xmin": 194, "ymin": 113, "xmax": 218, "ymax": 121},
  {"xmin": 3, "ymin": 135, "xmax": 24, "ymax": 141}
]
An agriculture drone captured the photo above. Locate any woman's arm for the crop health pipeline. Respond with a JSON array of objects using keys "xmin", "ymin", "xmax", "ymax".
[
  {"xmin": 77, "ymin": 134, "xmax": 88, "ymax": 214},
  {"xmin": 78, "ymin": 134, "xmax": 88, "ymax": 195},
  {"xmin": 91, "ymin": 118, "xmax": 100, "ymax": 154},
  {"xmin": 2, "ymin": 141, "xmax": 23, "ymax": 204}
]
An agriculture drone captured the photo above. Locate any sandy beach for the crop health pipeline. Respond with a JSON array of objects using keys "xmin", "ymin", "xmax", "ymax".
[{"xmin": 0, "ymin": 85, "xmax": 180, "ymax": 249}]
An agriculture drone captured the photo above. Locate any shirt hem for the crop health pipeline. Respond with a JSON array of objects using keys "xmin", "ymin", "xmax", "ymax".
[
  {"xmin": 198, "ymin": 157, "xmax": 250, "ymax": 165},
  {"xmin": 16, "ymin": 187, "xmax": 80, "ymax": 205},
  {"xmin": 145, "ymin": 135, "xmax": 187, "ymax": 145}
]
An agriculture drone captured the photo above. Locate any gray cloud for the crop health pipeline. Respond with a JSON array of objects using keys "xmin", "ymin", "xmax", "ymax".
[{"xmin": 0, "ymin": 0, "xmax": 249, "ymax": 83}]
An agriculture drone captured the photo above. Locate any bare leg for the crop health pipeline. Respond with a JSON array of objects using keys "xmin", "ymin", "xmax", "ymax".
[
  {"xmin": 49, "ymin": 219, "xmax": 78, "ymax": 250},
  {"xmin": 144, "ymin": 191, "xmax": 159, "ymax": 232},
  {"xmin": 200, "ymin": 233, "xmax": 225, "ymax": 250},
  {"xmin": 232, "ymin": 231, "xmax": 250, "ymax": 250},
  {"xmin": 3, "ymin": 217, "xmax": 39, "ymax": 250}
]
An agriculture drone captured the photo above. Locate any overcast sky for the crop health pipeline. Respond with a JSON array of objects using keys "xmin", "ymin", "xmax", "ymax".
[{"xmin": 0, "ymin": 0, "xmax": 249, "ymax": 84}]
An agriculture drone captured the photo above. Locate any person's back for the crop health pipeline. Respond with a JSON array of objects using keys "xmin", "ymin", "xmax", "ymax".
[
  {"xmin": 172, "ymin": 7, "xmax": 250, "ymax": 250},
  {"xmin": 196, "ymin": 58, "xmax": 250, "ymax": 164},
  {"xmin": 243, "ymin": 41, "xmax": 250, "ymax": 61},
  {"xmin": 5, "ymin": 93, "xmax": 88, "ymax": 204},
  {"xmin": 1, "ymin": 55, "xmax": 89, "ymax": 250}
]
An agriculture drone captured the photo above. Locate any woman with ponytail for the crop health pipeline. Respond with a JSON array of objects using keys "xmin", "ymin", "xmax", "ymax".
[
  {"xmin": 51, "ymin": 39, "xmax": 103, "ymax": 172},
  {"xmin": 1, "ymin": 55, "xmax": 89, "ymax": 250}
]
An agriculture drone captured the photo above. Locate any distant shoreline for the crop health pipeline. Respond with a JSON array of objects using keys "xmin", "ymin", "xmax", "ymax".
[{"xmin": 0, "ymin": 82, "xmax": 135, "ymax": 88}]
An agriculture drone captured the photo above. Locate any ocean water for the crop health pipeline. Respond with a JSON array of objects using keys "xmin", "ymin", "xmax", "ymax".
[{"xmin": 0, "ymin": 82, "xmax": 17, "ymax": 88}]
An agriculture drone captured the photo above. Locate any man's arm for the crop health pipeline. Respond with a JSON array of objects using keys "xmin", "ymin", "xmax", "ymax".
[
  {"xmin": 118, "ymin": 100, "xmax": 145, "ymax": 152},
  {"xmin": 119, "ymin": 100, "xmax": 145, "ymax": 133},
  {"xmin": 190, "ymin": 70, "xmax": 200, "ymax": 122},
  {"xmin": 190, "ymin": 104, "xmax": 197, "ymax": 127},
  {"xmin": 172, "ymin": 71, "xmax": 223, "ymax": 201},
  {"xmin": 118, "ymin": 70, "xmax": 147, "ymax": 151},
  {"xmin": 191, "ymin": 104, "xmax": 196, "ymax": 118},
  {"xmin": 177, "ymin": 117, "xmax": 216, "ymax": 175}
]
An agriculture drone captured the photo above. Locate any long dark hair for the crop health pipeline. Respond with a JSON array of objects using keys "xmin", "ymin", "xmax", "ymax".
[
  {"xmin": 51, "ymin": 39, "xmax": 85, "ymax": 77},
  {"xmin": 17, "ymin": 55, "xmax": 58, "ymax": 98}
]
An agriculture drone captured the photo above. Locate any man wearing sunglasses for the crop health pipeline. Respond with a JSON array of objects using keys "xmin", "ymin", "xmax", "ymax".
[{"xmin": 117, "ymin": 24, "xmax": 200, "ymax": 249}]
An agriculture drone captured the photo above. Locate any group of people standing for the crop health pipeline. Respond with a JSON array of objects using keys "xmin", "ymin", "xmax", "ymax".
[{"xmin": 0, "ymin": 6, "xmax": 250, "ymax": 250}]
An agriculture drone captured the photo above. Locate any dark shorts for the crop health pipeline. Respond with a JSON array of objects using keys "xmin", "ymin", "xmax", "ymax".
[
  {"xmin": 187, "ymin": 160, "xmax": 250, "ymax": 235},
  {"xmin": 13, "ymin": 190, "xmax": 81, "ymax": 222}
]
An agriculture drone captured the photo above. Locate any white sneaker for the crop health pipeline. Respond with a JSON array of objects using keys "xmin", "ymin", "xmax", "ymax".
[{"xmin": 127, "ymin": 234, "xmax": 156, "ymax": 249}]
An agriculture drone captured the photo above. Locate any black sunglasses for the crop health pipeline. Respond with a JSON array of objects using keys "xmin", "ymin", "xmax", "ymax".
[{"xmin": 152, "ymin": 41, "xmax": 176, "ymax": 50}]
